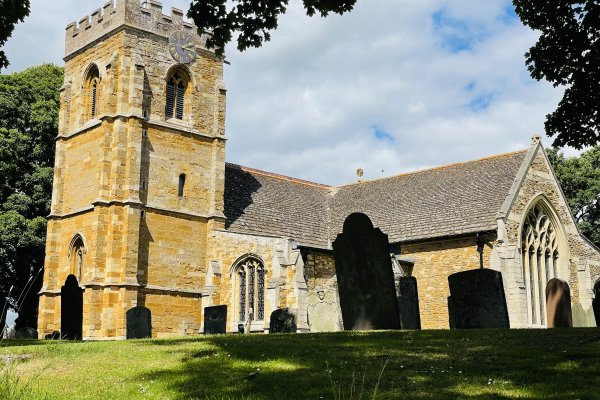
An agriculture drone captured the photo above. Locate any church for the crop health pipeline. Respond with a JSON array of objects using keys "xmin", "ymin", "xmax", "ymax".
[{"xmin": 37, "ymin": 0, "xmax": 600, "ymax": 339}]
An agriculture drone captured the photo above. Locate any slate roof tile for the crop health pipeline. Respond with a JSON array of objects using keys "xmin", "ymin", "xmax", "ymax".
[{"xmin": 223, "ymin": 150, "xmax": 527, "ymax": 248}]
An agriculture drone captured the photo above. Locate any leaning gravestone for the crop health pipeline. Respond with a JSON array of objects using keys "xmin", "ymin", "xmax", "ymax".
[
  {"xmin": 545, "ymin": 278, "xmax": 572, "ymax": 328},
  {"xmin": 15, "ymin": 327, "xmax": 38, "ymax": 340},
  {"xmin": 269, "ymin": 308, "xmax": 297, "ymax": 333},
  {"xmin": 333, "ymin": 213, "xmax": 400, "ymax": 330},
  {"xmin": 448, "ymin": 269, "xmax": 510, "ymax": 329},
  {"xmin": 204, "ymin": 305, "xmax": 227, "ymax": 335},
  {"xmin": 397, "ymin": 277, "xmax": 421, "ymax": 330},
  {"xmin": 126, "ymin": 306, "xmax": 152, "ymax": 339}
]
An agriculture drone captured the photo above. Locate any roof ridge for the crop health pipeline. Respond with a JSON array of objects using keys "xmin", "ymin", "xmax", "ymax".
[
  {"xmin": 226, "ymin": 162, "xmax": 331, "ymax": 188},
  {"xmin": 335, "ymin": 148, "xmax": 529, "ymax": 188}
]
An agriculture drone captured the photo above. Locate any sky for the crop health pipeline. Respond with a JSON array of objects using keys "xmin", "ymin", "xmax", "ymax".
[{"xmin": 1, "ymin": 0, "xmax": 568, "ymax": 185}]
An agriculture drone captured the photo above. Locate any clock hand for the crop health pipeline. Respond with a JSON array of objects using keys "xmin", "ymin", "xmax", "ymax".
[{"xmin": 182, "ymin": 44, "xmax": 195, "ymax": 51}]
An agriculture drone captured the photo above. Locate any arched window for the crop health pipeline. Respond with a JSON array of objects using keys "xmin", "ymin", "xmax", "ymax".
[
  {"xmin": 68, "ymin": 235, "xmax": 86, "ymax": 280},
  {"xmin": 235, "ymin": 258, "xmax": 265, "ymax": 322},
  {"xmin": 178, "ymin": 173, "xmax": 186, "ymax": 197},
  {"xmin": 85, "ymin": 65, "xmax": 100, "ymax": 119},
  {"xmin": 521, "ymin": 203, "xmax": 560, "ymax": 326},
  {"xmin": 166, "ymin": 72, "xmax": 187, "ymax": 120}
]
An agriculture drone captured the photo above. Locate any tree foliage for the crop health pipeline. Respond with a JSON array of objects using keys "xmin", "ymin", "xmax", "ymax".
[
  {"xmin": 513, "ymin": 0, "xmax": 600, "ymax": 149},
  {"xmin": 0, "ymin": 64, "xmax": 62, "ymax": 331},
  {"xmin": 0, "ymin": 0, "xmax": 30, "ymax": 70},
  {"xmin": 547, "ymin": 146, "xmax": 600, "ymax": 248},
  {"xmin": 187, "ymin": 0, "xmax": 357, "ymax": 56}
]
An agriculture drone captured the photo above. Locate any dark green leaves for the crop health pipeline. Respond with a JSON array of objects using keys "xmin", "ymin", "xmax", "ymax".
[
  {"xmin": 548, "ymin": 146, "xmax": 600, "ymax": 248},
  {"xmin": 0, "ymin": 64, "xmax": 62, "ymax": 329},
  {"xmin": 187, "ymin": 0, "xmax": 358, "ymax": 56},
  {"xmin": 0, "ymin": 0, "xmax": 31, "ymax": 70},
  {"xmin": 513, "ymin": 0, "xmax": 600, "ymax": 148}
]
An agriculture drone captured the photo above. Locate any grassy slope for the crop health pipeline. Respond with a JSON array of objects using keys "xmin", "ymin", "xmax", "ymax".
[{"xmin": 1, "ymin": 329, "xmax": 600, "ymax": 400}]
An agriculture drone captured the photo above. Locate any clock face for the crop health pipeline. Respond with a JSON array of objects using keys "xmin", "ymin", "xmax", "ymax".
[{"xmin": 168, "ymin": 30, "xmax": 197, "ymax": 64}]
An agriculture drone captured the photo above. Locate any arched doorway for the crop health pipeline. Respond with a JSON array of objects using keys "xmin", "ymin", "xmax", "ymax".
[
  {"xmin": 61, "ymin": 274, "xmax": 83, "ymax": 340},
  {"xmin": 593, "ymin": 280, "xmax": 600, "ymax": 327}
]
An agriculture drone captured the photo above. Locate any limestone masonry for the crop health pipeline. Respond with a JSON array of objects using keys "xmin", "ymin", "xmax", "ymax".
[{"xmin": 38, "ymin": 0, "xmax": 600, "ymax": 339}]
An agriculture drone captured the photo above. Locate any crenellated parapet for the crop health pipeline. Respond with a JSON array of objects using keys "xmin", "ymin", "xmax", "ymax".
[{"xmin": 65, "ymin": 0, "xmax": 208, "ymax": 60}]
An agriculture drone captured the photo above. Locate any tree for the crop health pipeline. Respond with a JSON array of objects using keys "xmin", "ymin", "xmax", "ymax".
[
  {"xmin": 513, "ymin": 1, "xmax": 600, "ymax": 149},
  {"xmin": 0, "ymin": 64, "xmax": 62, "ymax": 332},
  {"xmin": 0, "ymin": 0, "xmax": 30, "ymax": 70},
  {"xmin": 547, "ymin": 146, "xmax": 600, "ymax": 248},
  {"xmin": 187, "ymin": 0, "xmax": 357, "ymax": 56}
]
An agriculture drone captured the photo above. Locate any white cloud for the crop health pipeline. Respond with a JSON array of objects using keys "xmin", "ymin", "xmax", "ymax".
[{"xmin": 2, "ymin": 0, "xmax": 568, "ymax": 185}]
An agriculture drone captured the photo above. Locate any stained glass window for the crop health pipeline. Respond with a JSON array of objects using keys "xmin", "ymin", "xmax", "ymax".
[
  {"xmin": 521, "ymin": 203, "xmax": 560, "ymax": 326},
  {"xmin": 236, "ymin": 258, "xmax": 265, "ymax": 322}
]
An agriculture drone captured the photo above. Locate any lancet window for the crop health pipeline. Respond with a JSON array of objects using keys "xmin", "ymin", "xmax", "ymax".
[
  {"xmin": 521, "ymin": 203, "xmax": 560, "ymax": 326},
  {"xmin": 236, "ymin": 258, "xmax": 265, "ymax": 322}
]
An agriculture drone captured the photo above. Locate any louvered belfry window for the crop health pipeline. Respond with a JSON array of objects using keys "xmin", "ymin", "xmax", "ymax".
[
  {"xmin": 85, "ymin": 65, "xmax": 100, "ymax": 120},
  {"xmin": 521, "ymin": 203, "xmax": 560, "ymax": 326},
  {"xmin": 166, "ymin": 73, "xmax": 186, "ymax": 120},
  {"xmin": 237, "ymin": 258, "xmax": 265, "ymax": 322},
  {"xmin": 91, "ymin": 81, "xmax": 98, "ymax": 117}
]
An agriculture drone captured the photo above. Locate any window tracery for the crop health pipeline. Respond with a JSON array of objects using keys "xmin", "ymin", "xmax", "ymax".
[
  {"xmin": 521, "ymin": 203, "xmax": 560, "ymax": 326},
  {"xmin": 235, "ymin": 258, "xmax": 265, "ymax": 322}
]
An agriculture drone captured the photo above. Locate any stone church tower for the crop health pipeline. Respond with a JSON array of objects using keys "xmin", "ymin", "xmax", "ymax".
[{"xmin": 38, "ymin": 0, "xmax": 226, "ymax": 339}]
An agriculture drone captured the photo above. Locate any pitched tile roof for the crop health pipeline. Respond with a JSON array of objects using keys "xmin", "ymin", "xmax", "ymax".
[
  {"xmin": 224, "ymin": 164, "xmax": 331, "ymax": 249},
  {"xmin": 223, "ymin": 150, "xmax": 528, "ymax": 248}
]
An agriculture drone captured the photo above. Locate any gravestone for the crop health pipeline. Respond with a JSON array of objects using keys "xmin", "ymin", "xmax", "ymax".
[
  {"xmin": 571, "ymin": 303, "xmax": 586, "ymax": 327},
  {"xmin": 269, "ymin": 308, "xmax": 297, "ymax": 333},
  {"xmin": 126, "ymin": 306, "xmax": 152, "ymax": 339},
  {"xmin": 593, "ymin": 284, "xmax": 600, "ymax": 327},
  {"xmin": 333, "ymin": 213, "xmax": 400, "ymax": 330},
  {"xmin": 61, "ymin": 274, "xmax": 83, "ymax": 340},
  {"xmin": 204, "ymin": 305, "xmax": 227, "ymax": 335},
  {"xmin": 397, "ymin": 277, "xmax": 421, "ymax": 330},
  {"xmin": 307, "ymin": 288, "xmax": 343, "ymax": 332},
  {"xmin": 545, "ymin": 278, "xmax": 572, "ymax": 328},
  {"xmin": 15, "ymin": 327, "xmax": 38, "ymax": 340},
  {"xmin": 45, "ymin": 331, "xmax": 61, "ymax": 340},
  {"xmin": 448, "ymin": 269, "xmax": 510, "ymax": 329}
]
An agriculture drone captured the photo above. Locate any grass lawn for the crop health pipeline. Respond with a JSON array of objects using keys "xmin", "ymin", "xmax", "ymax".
[{"xmin": 1, "ymin": 329, "xmax": 600, "ymax": 400}]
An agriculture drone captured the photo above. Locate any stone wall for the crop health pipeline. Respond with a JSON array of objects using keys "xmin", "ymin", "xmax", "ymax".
[
  {"xmin": 206, "ymin": 230, "xmax": 308, "ymax": 332},
  {"xmin": 400, "ymin": 236, "xmax": 491, "ymax": 329},
  {"xmin": 39, "ymin": 1, "xmax": 227, "ymax": 339},
  {"xmin": 497, "ymin": 144, "xmax": 600, "ymax": 327}
]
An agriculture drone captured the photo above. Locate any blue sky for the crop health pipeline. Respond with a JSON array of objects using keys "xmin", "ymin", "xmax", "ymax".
[{"xmin": 1, "ymin": 0, "xmax": 566, "ymax": 185}]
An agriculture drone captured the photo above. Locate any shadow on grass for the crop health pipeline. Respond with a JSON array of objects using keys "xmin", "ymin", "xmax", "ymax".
[
  {"xmin": 137, "ymin": 329, "xmax": 600, "ymax": 400},
  {"xmin": 0, "ymin": 339, "xmax": 49, "ymax": 348}
]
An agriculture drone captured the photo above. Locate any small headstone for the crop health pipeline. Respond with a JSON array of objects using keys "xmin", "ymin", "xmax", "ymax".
[
  {"xmin": 126, "ymin": 306, "xmax": 152, "ymax": 339},
  {"xmin": 448, "ymin": 269, "xmax": 510, "ymax": 329},
  {"xmin": 269, "ymin": 308, "xmax": 297, "ymax": 333},
  {"xmin": 546, "ymin": 278, "xmax": 572, "ymax": 328},
  {"xmin": 45, "ymin": 331, "xmax": 61, "ymax": 340},
  {"xmin": 571, "ymin": 303, "xmax": 586, "ymax": 327},
  {"xmin": 204, "ymin": 305, "xmax": 227, "ymax": 335},
  {"xmin": 332, "ymin": 213, "xmax": 400, "ymax": 330},
  {"xmin": 15, "ymin": 327, "xmax": 38, "ymax": 340},
  {"xmin": 397, "ymin": 277, "xmax": 421, "ymax": 330},
  {"xmin": 307, "ymin": 289, "xmax": 343, "ymax": 332}
]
